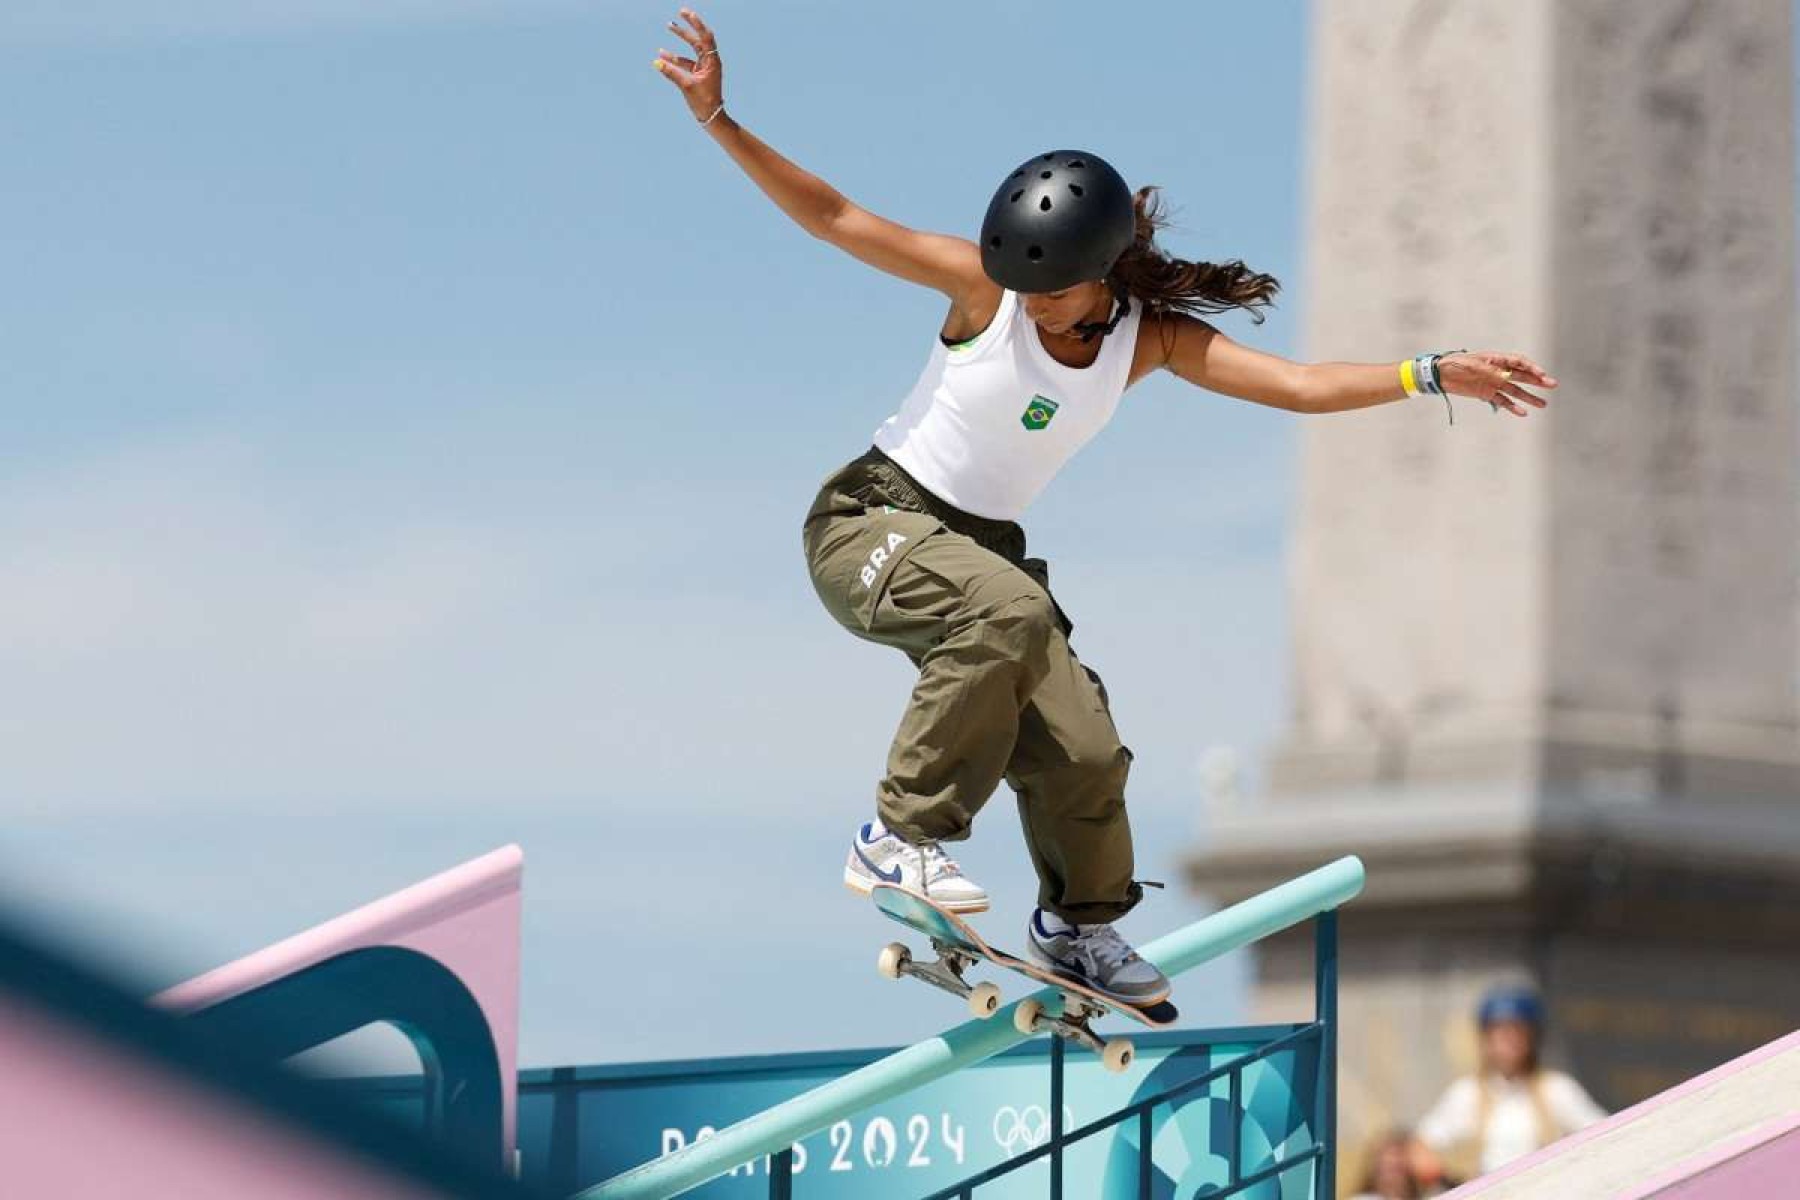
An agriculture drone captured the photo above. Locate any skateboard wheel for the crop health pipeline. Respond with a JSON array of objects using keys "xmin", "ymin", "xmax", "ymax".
[
  {"xmin": 1101, "ymin": 1038, "xmax": 1135, "ymax": 1074},
  {"xmin": 1013, "ymin": 998, "xmax": 1044, "ymax": 1035},
  {"xmin": 967, "ymin": 982, "xmax": 1002, "ymax": 1018},
  {"xmin": 877, "ymin": 942, "xmax": 911, "ymax": 980}
]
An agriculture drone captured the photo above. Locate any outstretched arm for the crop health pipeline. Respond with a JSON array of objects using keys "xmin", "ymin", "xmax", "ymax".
[
  {"xmin": 653, "ymin": 9, "xmax": 984, "ymax": 301},
  {"xmin": 1156, "ymin": 314, "xmax": 1556, "ymax": 417}
]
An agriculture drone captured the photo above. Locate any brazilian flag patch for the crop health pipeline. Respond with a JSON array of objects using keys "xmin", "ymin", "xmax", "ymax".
[{"xmin": 1020, "ymin": 394, "xmax": 1060, "ymax": 431}]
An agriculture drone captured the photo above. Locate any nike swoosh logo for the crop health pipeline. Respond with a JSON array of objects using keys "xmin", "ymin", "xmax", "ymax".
[{"xmin": 854, "ymin": 844, "xmax": 904, "ymax": 884}]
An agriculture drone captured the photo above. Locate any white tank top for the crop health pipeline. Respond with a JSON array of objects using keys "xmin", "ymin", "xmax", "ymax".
[{"xmin": 872, "ymin": 288, "xmax": 1142, "ymax": 522}]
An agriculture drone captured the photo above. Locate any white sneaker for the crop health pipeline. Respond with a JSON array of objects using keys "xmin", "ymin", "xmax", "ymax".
[{"xmin": 843, "ymin": 820, "xmax": 989, "ymax": 913}]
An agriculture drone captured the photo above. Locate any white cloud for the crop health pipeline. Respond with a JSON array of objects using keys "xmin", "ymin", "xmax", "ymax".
[{"xmin": 0, "ymin": 0, "xmax": 585, "ymax": 47}]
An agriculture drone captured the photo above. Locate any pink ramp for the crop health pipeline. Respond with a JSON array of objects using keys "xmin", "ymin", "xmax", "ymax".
[
  {"xmin": 0, "ymin": 993, "xmax": 463, "ymax": 1200},
  {"xmin": 155, "ymin": 845, "xmax": 524, "ymax": 1162},
  {"xmin": 1443, "ymin": 1030, "xmax": 1800, "ymax": 1199}
]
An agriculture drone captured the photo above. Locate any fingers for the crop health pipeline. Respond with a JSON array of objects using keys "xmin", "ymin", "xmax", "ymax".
[
  {"xmin": 1486, "ymin": 351, "xmax": 1557, "ymax": 388},
  {"xmin": 653, "ymin": 50, "xmax": 698, "ymax": 87},
  {"xmin": 1437, "ymin": 352, "xmax": 1553, "ymax": 417},
  {"xmin": 655, "ymin": 8, "xmax": 719, "ymax": 93},
  {"xmin": 1499, "ymin": 379, "xmax": 1546, "ymax": 407},
  {"xmin": 1448, "ymin": 350, "xmax": 1553, "ymax": 417},
  {"xmin": 1487, "ymin": 379, "xmax": 1548, "ymax": 417},
  {"xmin": 667, "ymin": 16, "xmax": 704, "ymax": 54},
  {"xmin": 1481, "ymin": 385, "xmax": 1525, "ymax": 417},
  {"xmin": 670, "ymin": 8, "xmax": 719, "ymax": 70},
  {"xmin": 681, "ymin": 6, "xmax": 717, "ymax": 46}
]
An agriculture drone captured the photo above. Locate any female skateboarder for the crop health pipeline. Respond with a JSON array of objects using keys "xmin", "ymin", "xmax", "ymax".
[
  {"xmin": 654, "ymin": 9, "xmax": 1554, "ymax": 1005},
  {"xmin": 1413, "ymin": 987, "xmax": 1606, "ymax": 1184}
]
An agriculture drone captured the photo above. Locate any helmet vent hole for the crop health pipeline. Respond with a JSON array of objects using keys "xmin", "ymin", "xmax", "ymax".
[
  {"xmin": 1039, "ymin": 170, "xmax": 1053, "ymax": 180},
  {"xmin": 1041, "ymin": 153, "xmax": 1054, "ymax": 161},
  {"xmin": 1038, "ymin": 196, "xmax": 1053, "ymax": 212},
  {"xmin": 1010, "ymin": 189, "xmax": 1024, "ymax": 203},
  {"xmin": 1012, "ymin": 169, "xmax": 1025, "ymax": 179},
  {"xmin": 1068, "ymin": 159, "xmax": 1086, "ymax": 169},
  {"xmin": 1068, "ymin": 183, "xmax": 1084, "ymax": 197},
  {"xmin": 988, "ymin": 235, "xmax": 1003, "ymax": 248},
  {"xmin": 1027, "ymin": 245, "xmax": 1044, "ymax": 261}
]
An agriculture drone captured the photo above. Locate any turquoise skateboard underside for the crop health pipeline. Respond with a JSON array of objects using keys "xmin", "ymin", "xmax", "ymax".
[{"xmin": 872, "ymin": 886, "xmax": 990, "ymax": 957}]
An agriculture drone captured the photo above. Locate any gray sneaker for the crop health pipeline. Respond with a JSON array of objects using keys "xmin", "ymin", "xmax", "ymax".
[{"xmin": 1026, "ymin": 909, "xmax": 1170, "ymax": 1006}]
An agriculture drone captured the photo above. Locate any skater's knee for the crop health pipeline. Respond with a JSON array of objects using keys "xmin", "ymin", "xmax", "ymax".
[
  {"xmin": 1064, "ymin": 736, "xmax": 1131, "ymax": 792},
  {"xmin": 925, "ymin": 574, "xmax": 1060, "ymax": 677},
  {"xmin": 986, "ymin": 584, "xmax": 1059, "ymax": 648}
]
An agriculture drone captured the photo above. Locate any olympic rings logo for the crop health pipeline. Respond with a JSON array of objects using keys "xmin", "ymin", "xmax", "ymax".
[{"xmin": 991, "ymin": 1105, "xmax": 1075, "ymax": 1153}]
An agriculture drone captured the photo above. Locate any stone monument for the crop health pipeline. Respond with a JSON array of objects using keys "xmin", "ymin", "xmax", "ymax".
[{"xmin": 1188, "ymin": 0, "xmax": 1800, "ymax": 1180}]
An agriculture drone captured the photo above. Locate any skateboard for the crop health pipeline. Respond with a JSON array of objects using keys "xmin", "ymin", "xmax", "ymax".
[{"xmin": 871, "ymin": 883, "xmax": 1178, "ymax": 1073}]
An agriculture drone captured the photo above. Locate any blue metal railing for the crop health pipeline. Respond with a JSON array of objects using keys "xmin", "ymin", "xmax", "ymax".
[{"xmin": 761, "ymin": 910, "xmax": 1343, "ymax": 1200}]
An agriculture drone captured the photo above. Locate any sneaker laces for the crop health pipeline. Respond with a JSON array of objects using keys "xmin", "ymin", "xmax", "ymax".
[
  {"xmin": 914, "ymin": 841, "xmax": 962, "ymax": 895},
  {"xmin": 1072, "ymin": 923, "xmax": 1140, "ymax": 976}
]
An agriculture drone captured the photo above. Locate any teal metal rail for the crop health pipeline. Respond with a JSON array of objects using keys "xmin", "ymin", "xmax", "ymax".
[
  {"xmin": 581, "ymin": 856, "xmax": 1365, "ymax": 1200},
  {"xmin": 914, "ymin": 910, "xmax": 1340, "ymax": 1199}
]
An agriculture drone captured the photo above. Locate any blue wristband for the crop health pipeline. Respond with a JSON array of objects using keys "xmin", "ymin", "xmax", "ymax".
[{"xmin": 1423, "ymin": 349, "xmax": 1465, "ymax": 425}]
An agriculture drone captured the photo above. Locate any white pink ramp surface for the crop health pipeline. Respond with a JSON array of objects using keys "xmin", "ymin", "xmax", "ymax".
[
  {"xmin": 155, "ymin": 844, "xmax": 525, "ymax": 1163},
  {"xmin": 1445, "ymin": 1030, "xmax": 1800, "ymax": 1199},
  {"xmin": 0, "ymin": 994, "xmax": 458, "ymax": 1200},
  {"xmin": 0, "ymin": 845, "xmax": 526, "ymax": 1198}
]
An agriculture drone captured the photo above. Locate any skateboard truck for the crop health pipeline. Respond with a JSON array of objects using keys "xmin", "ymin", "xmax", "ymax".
[
  {"xmin": 876, "ymin": 939, "xmax": 1135, "ymax": 1073},
  {"xmin": 1012, "ymin": 994, "xmax": 1135, "ymax": 1074},
  {"xmin": 877, "ymin": 939, "xmax": 1004, "ymax": 1019}
]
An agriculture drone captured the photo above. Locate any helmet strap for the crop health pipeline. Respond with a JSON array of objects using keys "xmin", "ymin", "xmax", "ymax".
[{"xmin": 1073, "ymin": 276, "xmax": 1132, "ymax": 344}]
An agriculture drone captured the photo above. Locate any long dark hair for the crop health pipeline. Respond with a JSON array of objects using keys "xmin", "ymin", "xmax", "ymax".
[{"xmin": 1111, "ymin": 186, "xmax": 1280, "ymax": 325}]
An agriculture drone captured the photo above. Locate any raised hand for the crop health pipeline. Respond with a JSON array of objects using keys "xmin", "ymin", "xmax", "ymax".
[
  {"xmin": 652, "ymin": 8, "xmax": 725, "ymax": 126},
  {"xmin": 1436, "ymin": 351, "xmax": 1557, "ymax": 417}
]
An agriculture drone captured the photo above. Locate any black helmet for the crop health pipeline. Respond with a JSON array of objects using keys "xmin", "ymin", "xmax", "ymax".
[{"xmin": 979, "ymin": 150, "xmax": 1137, "ymax": 294}]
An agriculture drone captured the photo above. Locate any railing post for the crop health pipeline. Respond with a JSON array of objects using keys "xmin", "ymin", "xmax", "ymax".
[
  {"xmin": 1049, "ymin": 1036, "xmax": 1065, "ymax": 1200},
  {"xmin": 1228, "ymin": 1067, "xmax": 1242, "ymax": 1184},
  {"xmin": 1314, "ymin": 909, "xmax": 1339, "ymax": 1200},
  {"xmin": 768, "ymin": 1148, "xmax": 793, "ymax": 1200},
  {"xmin": 1137, "ymin": 1107, "xmax": 1153, "ymax": 1200}
]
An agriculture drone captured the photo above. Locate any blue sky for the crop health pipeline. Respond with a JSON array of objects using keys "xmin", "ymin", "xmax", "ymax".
[{"xmin": 13, "ymin": 0, "xmax": 1770, "ymax": 1073}]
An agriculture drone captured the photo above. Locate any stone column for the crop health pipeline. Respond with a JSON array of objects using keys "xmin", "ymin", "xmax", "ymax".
[{"xmin": 1189, "ymin": 0, "xmax": 1800, "ymax": 1187}]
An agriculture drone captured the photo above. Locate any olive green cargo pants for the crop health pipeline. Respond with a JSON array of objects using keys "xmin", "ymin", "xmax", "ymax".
[{"xmin": 802, "ymin": 448, "xmax": 1142, "ymax": 924}]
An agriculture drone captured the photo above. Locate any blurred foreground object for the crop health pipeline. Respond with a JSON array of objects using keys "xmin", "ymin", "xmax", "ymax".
[
  {"xmin": 0, "ymin": 897, "xmax": 546, "ymax": 1199},
  {"xmin": 156, "ymin": 845, "xmax": 525, "ymax": 1171}
]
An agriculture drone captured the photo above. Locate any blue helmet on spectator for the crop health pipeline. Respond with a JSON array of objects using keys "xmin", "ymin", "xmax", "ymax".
[{"xmin": 1478, "ymin": 985, "xmax": 1546, "ymax": 1029}]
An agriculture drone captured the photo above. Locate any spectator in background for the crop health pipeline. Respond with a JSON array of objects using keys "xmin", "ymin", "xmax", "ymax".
[
  {"xmin": 1412, "ymin": 986, "xmax": 1608, "ymax": 1187},
  {"xmin": 1348, "ymin": 1129, "xmax": 1439, "ymax": 1200}
]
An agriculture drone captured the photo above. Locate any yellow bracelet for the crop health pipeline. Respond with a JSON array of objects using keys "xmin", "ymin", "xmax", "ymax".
[{"xmin": 1399, "ymin": 358, "xmax": 1419, "ymax": 397}]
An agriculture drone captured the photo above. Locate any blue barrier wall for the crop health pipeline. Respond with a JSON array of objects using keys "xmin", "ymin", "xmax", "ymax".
[{"xmin": 505, "ymin": 1026, "xmax": 1324, "ymax": 1198}]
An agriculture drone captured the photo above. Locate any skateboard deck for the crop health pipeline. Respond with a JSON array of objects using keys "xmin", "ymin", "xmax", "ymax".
[{"xmin": 871, "ymin": 883, "xmax": 1177, "ymax": 1070}]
